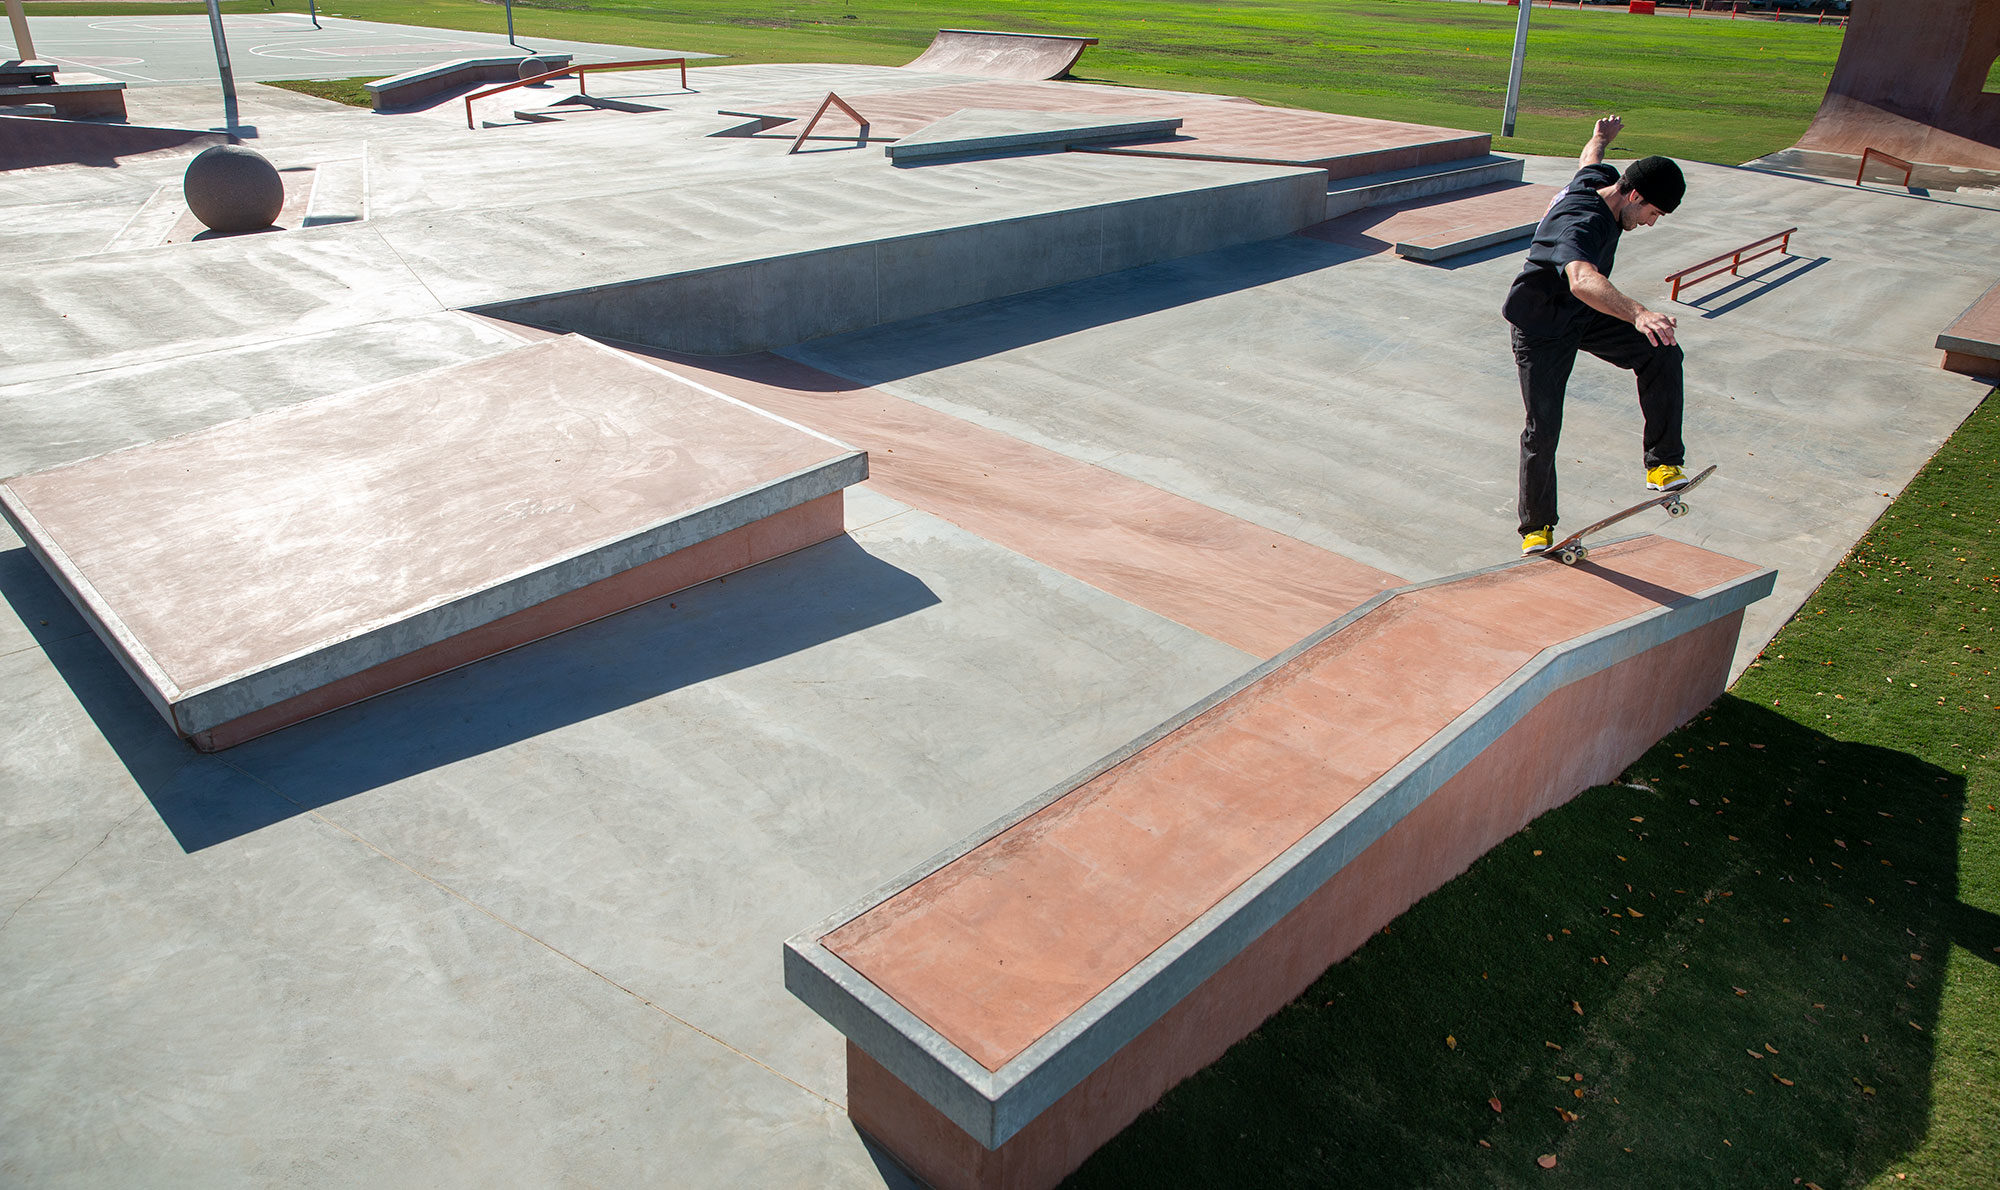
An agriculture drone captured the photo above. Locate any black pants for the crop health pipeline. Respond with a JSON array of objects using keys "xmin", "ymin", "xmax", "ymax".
[{"xmin": 1512, "ymin": 312, "xmax": 1685, "ymax": 535}]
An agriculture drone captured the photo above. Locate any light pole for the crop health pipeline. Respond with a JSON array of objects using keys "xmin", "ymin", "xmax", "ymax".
[
  {"xmin": 5, "ymin": 0, "xmax": 38, "ymax": 62},
  {"xmin": 204, "ymin": 0, "xmax": 239, "ymax": 130},
  {"xmin": 1502, "ymin": 0, "xmax": 1532, "ymax": 138}
]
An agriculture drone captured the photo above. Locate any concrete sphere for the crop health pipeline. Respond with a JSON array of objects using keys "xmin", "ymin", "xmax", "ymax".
[
  {"xmin": 519, "ymin": 56, "xmax": 561, "ymax": 81},
  {"xmin": 183, "ymin": 145, "xmax": 284, "ymax": 234}
]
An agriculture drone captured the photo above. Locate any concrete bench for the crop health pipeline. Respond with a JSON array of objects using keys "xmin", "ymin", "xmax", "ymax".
[
  {"xmin": 788, "ymin": 536, "xmax": 1772, "ymax": 1189},
  {"xmin": 365, "ymin": 55, "xmax": 572, "ymax": 112},
  {"xmin": 1937, "ymin": 279, "xmax": 2000, "ymax": 379},
  {"xmin": 0, "ymin": 73, "xmax": 126, "ymax": 120}
]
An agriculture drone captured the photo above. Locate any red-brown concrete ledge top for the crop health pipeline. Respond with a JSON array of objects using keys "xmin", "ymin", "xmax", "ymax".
[
  {"xmin": 0, "ymin": 335, "xmax": 862, "ymax": 715},
  {"xmin": 722, "ymin": 80, "xmax": 1486, "ymax": 169},
  {"xmin": 822, "ymin": 536, "xmax": 1764, "ymax": 1073},
  {"xmin": 1936, "ymin": 279, "xmax": 2000, "ymax": 359}
]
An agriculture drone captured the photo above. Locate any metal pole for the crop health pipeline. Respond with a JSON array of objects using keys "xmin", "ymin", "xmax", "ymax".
[
  {"xmin": 204, "ymin": 0, "xmax": 238, "ymax": 130},
  {"xmin": 1502, "ymin": 0, "xmax": 1533, "ymax": 138},
  {"xmin": 504, "ymin": 0, "xmax": 517, "ymax": 47},
  {"xmin": 308, "ymin": 0, "xmax": 320, "ymax": 31},
  {"xmin": 5, "ymin": 0, "xmax": 38, "ymax": 61}
]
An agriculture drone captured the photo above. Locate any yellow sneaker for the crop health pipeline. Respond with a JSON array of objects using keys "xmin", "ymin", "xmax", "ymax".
[
  {"xmin": 1522, "ymin": 526, "xmax": 1554, "ymax": 554},
  {"xmin": 1646, "ymin": 464, "xmax": 1689, "ymax": 492}
]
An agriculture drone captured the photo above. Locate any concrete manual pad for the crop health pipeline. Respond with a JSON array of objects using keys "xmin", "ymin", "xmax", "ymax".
[
  {"xmin": 1937, "ymin": 278, "xmax": 2000, "ymax": 364},
  {"xmin": 0, "ymin": 334, "xmax": 865, "ymax": 749},
  {"xmin": 886, "ymin": 108, "xmax": 1182, "ymax": 162}
]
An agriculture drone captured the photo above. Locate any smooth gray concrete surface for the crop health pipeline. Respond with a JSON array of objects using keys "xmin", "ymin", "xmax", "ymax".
[
  {"xmin": 5, "ymin": 42, "xmax": 1998, "ymax": 1187},
  {"xmin": 885, "ymin": 109, "xmax": 1182, "ymax": 161}
]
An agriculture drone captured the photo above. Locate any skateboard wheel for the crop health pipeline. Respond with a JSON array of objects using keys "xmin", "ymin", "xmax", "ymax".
[
  {"xmin": 1557, "ymin": 547, "xmax": 1580, "ymax": 566},
  {"xmin": 1667, "ymin": 501, "xmax": 1688, "ymax": 518}
]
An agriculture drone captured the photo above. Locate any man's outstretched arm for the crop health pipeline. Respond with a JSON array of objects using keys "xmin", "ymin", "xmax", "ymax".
[
  {"xmin": 1564, "ymin": 260, "xmax": 1679, "ymax": 347},
  {"xmin": 1580, "ymin": 114, "xmax": 1622, "ymax": 168}
]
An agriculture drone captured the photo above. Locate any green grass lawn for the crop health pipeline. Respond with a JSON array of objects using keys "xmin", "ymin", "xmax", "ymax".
[
  {"xmin": 1068, "ymin": 393, "xmax": 1999, "ymax": 1186},
  {"xmin": 33, "ymin": 0, "xmax": 1845, "ymax": 163}
]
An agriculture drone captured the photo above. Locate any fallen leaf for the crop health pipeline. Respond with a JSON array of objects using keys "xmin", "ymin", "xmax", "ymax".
[
  {"xmin": 1775, "ymin": 1076, "xmax": 1795, "ymax": 1087},
  {"xmin": 1538, "ymin": 1154, "xmax": 1558, "ymax": 1170},
  {"xmin": 1489, "ymin": 1097, "xmax": 1503, "ymax": 1113},
  {"xmin": 1746, "ymin": 1049, "xmax": 1764, "ymax": 1060},
  {"xmin": 1765, "ymin": 1043, "xmax": 1779, "ymax": 1054},
  {"xmin": 1447, "ymin": 1035, "xmax": 1458, "ymax": 1050},
  {"xmin": 1733, "ymin": 986, "xmax": 1749, "ymax": 996},
  {"xmin": 1629, "ymin": 816, "xmax": 1645, "ymax": 823},
  {"xmin": 1545, "ymin": 1041, "xmax": 1563, "ymax": 1050},
  {"xmin": 1572, "ymin": 1000, "xmax": 1583, "ymax": 1015},
  {"xmin": 1478, "ymin": 1139, "xmax": 1493, "ymax": 1149},
  {"xmin": 1628, "ymin": 909, "xmax": 1644, "ymax": 918}
]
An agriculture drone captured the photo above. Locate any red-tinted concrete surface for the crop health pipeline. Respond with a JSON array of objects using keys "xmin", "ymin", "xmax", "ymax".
[
  {"xmin": 842, "ymin": 601, "xmax": 1747, "ymax": 1190},
  {"xmin": 727, "ymin": 80, "xmax": 1488, "ymax": 177},
  {"xmin": 600, "ymin": 344, "xmax": 1404, "ymax": 658},
  {"xmin": 1, "ymin": 335, "xmax": 860, "ymax": 747},
  {"xmin": 1938, "ymin": 280, "xmax": 2000, "ymax": 377},
  {"xmin": 1792, "ymin": 0, "xmax": 2000, "ymax": 170},
  {"xmin": 1301, "ymin": 181, "xmax": 1557, "ymax": 257},
  {"xmin": 903, "ymin": 30, "xmax": 1097, "ymax": 81},
  {"xmin": 824, "ymin": 536, "xmax": 1760, "ymax": 1074}
]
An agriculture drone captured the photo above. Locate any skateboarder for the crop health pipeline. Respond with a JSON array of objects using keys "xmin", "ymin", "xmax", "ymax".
[{"xmin": 1503, "ymin": 115, "xmax": 1692, "ymax": 555}]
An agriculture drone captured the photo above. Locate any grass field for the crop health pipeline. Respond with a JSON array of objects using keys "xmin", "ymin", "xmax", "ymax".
[
  {"xmin": 22, "ymin": 0, "xmax": 1995, "ymax": 1184},
  {"xmin": 29, "ymin": 0, "xmax": 1848, "ymax": 163}
]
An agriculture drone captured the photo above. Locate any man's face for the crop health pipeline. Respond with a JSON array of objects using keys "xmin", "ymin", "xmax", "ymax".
[{"xmin": 1620, "ymin": 198, "xmax": 1664, "ymax": 230}]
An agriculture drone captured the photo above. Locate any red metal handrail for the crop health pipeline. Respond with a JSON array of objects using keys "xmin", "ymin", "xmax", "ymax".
[
  {"xmin": 465, "ymin": 57, "xmax": 690, "ymax": 130},
  {"xmin": 1855, "ymin": 146, "xmax": 1914, "ymax": 188},
  {"xmin": 789, "ymin": 92, "xmax": 869, "ymax": 154},
  {"xmin": 1663, "ymin": 228, "xmax": 1797, "ymax": 301}
]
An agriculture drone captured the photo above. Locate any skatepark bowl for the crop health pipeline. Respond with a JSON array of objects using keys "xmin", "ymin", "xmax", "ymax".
[{"xmin": 2, "ymin": 11, "xmax": 1999, "ymax": 1188}]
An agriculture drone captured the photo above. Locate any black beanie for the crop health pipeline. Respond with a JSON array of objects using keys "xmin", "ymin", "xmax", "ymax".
[{"xmin": 1622, "ymin": 156, "xmax": 1685, "ymax": 214}]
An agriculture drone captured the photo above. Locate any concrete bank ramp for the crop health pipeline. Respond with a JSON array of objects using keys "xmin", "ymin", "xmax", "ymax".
[
  {"xmin": 1788, "ymin": 0, "xmax": 2000, "ymax": 170},
  {"xmin": 904, "ymin": 29, "xmax": 1097, "ymax": 81},
  {"xmin": 1, "ymin": 113, "xmax": 225, "ymax": 171},
  {"xmin": 789, "ymin": 535, "xmax": 1775, "ymax": 1189}
]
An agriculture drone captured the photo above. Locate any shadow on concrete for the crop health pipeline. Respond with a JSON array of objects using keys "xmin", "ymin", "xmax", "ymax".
[
  {"xmin": 1, "ymin": 534, "xmax": 939, "ymax": 851},
  {"xmin": 1686, "ymin": 255, "xmax": 1832, "ymax": 319},
  {"xmin": 1067, "ymin": 696, "xmax": 1968, "ymax": 1188},
  {"xmin": 783, "ymin": 234, "xmax": 1369, "ymax": 384}
]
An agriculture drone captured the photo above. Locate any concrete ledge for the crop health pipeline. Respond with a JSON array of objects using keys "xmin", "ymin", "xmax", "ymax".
[
  {"xmin": 0, "ymin": 335, "xmax": 865, "ymax": 749},
  {"xmin": 470, "ymin": 166, "xmax": 1327, "ymax": 355},
  {"xmin": 365, "ymin": 54, "xmax": 571, "ymax": 111},
  {"xmin": 887, "ymin": 110, "xmax": 1182, "ymax": 163},
  {"xmin": 0, "ymin": 73, "xmax": 126, "ymax": 119},
  {"xmin": 786, "ymin": 538, "xmax": 1773, "ymax": 1188},
  {"xmin": 1324, "ymin": 154, "xmax": 1526, "ymax": 220},
  {"xmin": 1936, "ymin": 279, "xmax": 2000, "ymax": 364}
]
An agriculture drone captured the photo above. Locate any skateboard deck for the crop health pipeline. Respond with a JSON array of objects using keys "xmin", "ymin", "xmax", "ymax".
[{"xmin": 1541, "ymin": 465, "xmax": 1716, "ymax": 566}]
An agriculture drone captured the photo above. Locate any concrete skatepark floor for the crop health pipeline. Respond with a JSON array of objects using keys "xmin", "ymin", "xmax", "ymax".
[{"xmin": 3, "ymin": 35, "xmax": 1998, "ymax": 1185}]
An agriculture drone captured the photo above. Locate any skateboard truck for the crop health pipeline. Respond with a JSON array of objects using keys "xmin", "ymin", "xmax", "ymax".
[{"xmin": 1544, "ymin": 465, "xmax": 1716, "ymax": 566}]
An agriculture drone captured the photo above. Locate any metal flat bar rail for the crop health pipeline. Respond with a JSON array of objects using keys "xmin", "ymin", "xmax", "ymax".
[
  {"xmin": 1856, "ymin": 146, "xmax": 1915, "ymax": 187},
  {"xmin": 1664, "ymin": 227, "xmax": 1797, "ymax": 301},
  {"xmin": 465, "ymin": 57, "xmax": 689, "ymax": 130}
]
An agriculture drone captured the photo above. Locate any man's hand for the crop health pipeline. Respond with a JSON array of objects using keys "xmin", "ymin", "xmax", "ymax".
[
  {"xmin": 1580, "ymin": 114, "xmax": 1623, "ymax": 167},
  {"xmin": 1633, "ymin": 308, "xmax": 1678, "ymax": 347}
]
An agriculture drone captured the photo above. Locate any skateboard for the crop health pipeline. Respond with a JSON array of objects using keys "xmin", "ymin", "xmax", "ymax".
[{"xmin": 1541, "ymin": 464, "xmax": 1716, "ymax": 566}]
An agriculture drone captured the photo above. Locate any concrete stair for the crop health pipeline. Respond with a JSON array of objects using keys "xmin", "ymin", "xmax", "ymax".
[{"xmin": 1324, "ymin": 153, "xmax": 1526, "ymax": 220}]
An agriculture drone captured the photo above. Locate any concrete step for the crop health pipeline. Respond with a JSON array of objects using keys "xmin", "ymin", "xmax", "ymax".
[
  {"xmin": 485, "ymin": 95, "xmax": 670, "ymax": 128},
  {"xmin": 1324, "ymin": 154, "xmax": 1526, "ymax": 220}
]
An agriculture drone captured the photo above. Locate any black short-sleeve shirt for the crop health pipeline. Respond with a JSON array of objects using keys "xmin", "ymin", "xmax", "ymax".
[{"xmin": 1502, "ymin": 163, "xmax": 1621, "ymax": 337}]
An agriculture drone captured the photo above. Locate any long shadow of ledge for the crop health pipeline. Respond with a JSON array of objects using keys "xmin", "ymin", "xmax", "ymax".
[
  {"xmin": 4, "ymin": 536, "xmax": 937, "ymax": 851},
  {"xmin": 1066, "ymin": 696, "xmax": 1970, "ymax": 1188}
]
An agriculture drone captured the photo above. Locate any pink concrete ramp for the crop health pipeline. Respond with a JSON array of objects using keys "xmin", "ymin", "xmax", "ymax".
[
  {"xmin": 904, "ymin": 29, "xmax": 1097, "ymax": 81},
  {"xmin": 0, "ymin": 336, "xmax": 864, "ymax": 750},
  {"xmin": 789, "ymin": 536, "xmax": 1775, "ymax": 1189},
  {"xmin": 1790, "ymin": 0, "xmax": 2000, "ymax": 170}
]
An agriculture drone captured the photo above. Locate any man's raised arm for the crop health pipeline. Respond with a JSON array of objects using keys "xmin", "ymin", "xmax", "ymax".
[{"xmin": 1580, "ymin": 114, "xmax": 1623, "ymax": 168}]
